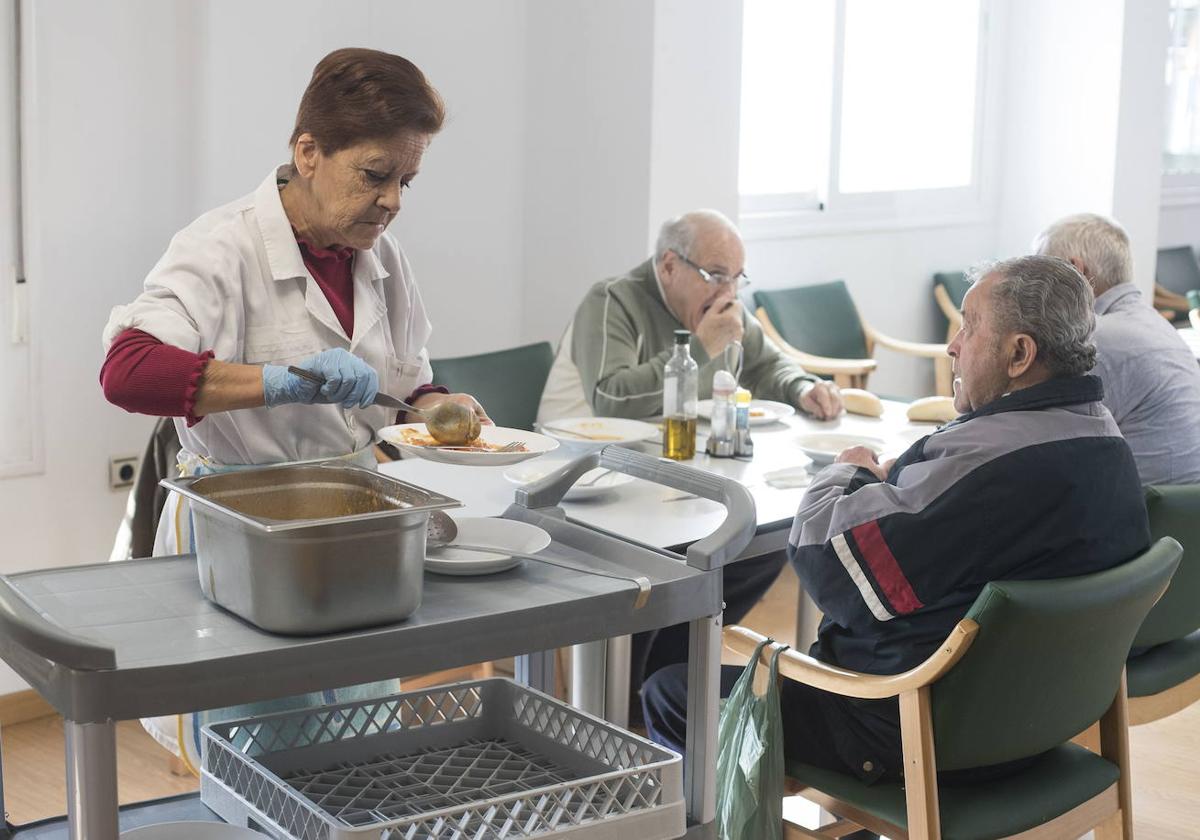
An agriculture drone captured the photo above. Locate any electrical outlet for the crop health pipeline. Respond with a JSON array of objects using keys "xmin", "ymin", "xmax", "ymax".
[{"xmin": 110, "ymin": 455, "xmax": 139, "ymax": 489}]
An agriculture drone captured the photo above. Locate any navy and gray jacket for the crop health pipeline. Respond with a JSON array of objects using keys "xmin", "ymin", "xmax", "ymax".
[{"xmin": 788, "ymin": 375, "xmax": 1151, "ymax": 678}]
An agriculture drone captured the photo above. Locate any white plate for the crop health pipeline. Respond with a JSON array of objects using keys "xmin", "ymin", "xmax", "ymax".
[
  {"xmin": 379, "ymin": 423, "xmax": 558, "ymax": 466},
  {"xmin": 697, "ymin": 398, "xmax": 795, "ymax": 426},
  {"xmin": 503, "ymin": 460, "xmax": 635, "ymax": 500},
  {"xmin": 121, "ymin": 823, "xmax": 265, "ymax": 839},
  {"xmin": 795, "ymin": 432, "xmax": 886, "ymax": 466},
  {"xmin": 536, "ymin": 416, "xmax": 659, "ymax": 453},
  {"xmin": 425, "ymin": 516, "xmax": 552, "ymax": 576}
]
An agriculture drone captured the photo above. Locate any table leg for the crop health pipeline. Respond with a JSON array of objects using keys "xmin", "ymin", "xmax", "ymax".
[
  {"xmin": 570, "ymin": 640, "xmax": 606, "ymax": 716},
  {"xmin": 684, "ymin": 613, "xmax": 721, "ymax": 826},
  {"xmin": 604, "ymin": 635, "xmax": 631, "ymax": 728},
  {"xmin": 514, "ymin": 650, "xmax": 556, "ymax": 695},
  {"xmin": 65, "ymin": 720, "xmax": 119, "ymax": 840}
]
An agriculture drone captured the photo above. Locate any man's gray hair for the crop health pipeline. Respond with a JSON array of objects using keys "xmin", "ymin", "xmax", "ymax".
[
  {"xmin": 1032, "ymin": 213, "xmax": 1132, "ymax": 294},
  {"xmin": 969, "ymin": 255, "xmax": 1098, "ymax": 378},
  {"xmin": 655, "ymin": 209, "xmax": 739, "ymax": 262}
]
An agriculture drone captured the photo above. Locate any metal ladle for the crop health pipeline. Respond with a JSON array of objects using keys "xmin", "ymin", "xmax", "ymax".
[
  {"xmin": 425, "ymin": 511, "xmax": 651, "ymax": 608},
  {"xmin": 287, "ymin": 366, "xmax": 480, "ymax": 445}
]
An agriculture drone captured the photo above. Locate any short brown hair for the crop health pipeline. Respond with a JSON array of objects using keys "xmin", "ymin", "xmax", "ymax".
[{"xmin": 289, "ymin": 48, "xmax": 445, "ymax": 153}]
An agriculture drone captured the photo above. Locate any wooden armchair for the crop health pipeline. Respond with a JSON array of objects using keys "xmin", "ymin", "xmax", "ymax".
[
  {"xmin": 753, "ymin": 282, "xmax": 952, "ymax": 397},
  {"xmin": 724, "ymin": 537, "xmax": 1181, "ymax": 840},
  {"xmin": 1126, "ymin": 487, "xmax": 1200, "ymax": 726},
  {"xmin": 1154, "ymin": 246, "xmax": 1200, "ymax": 324}
]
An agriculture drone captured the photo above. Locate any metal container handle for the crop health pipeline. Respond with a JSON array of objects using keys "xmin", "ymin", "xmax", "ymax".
[
  {"xmin": 0, "ymin": 577, "xmax": 116, "ymax": 671},
  {"xmin": 514, "ymin": 446, "xmax": 756, "ymax": 571}
]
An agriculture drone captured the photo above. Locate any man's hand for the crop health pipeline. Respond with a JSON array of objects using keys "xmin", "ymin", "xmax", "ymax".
[
  {"xmin": 411, "ymin": 391, "xmax": 494, "ymax": 425},
  {"xmin": 834, "ymin": 445, "xmax": 887, "ymax": 481},
  {"xmin": 799, "ymin": 381, "xmax": 843, "ymax": 420},
  {"xmin": 695, "ymin": 298, "xmax": 745, "ymax": 359}
]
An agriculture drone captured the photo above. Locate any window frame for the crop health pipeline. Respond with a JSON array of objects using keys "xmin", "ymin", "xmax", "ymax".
[{"xmin": 738, "ymin": 0, "xmax": 999, "ymax": 240}]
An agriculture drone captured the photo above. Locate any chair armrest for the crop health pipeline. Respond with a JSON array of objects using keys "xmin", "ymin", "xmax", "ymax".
[
  {"xmin": 755, "ymin": 307, "xmax": 878, "ymax": 376},
  {"xmin": 1159, "ymin": 309, "xmax": 1178, "ymax": 321},
  {"xmin": 933, "ymin": 283, "xmax": 962, "ymax": 327},
  {"xmin": 864, "ymin": 324, "xmax": 950, "ymax": 359},
  {"xmin": 722, "ymin": 622, "xmax": 978, "ymax": 700}
]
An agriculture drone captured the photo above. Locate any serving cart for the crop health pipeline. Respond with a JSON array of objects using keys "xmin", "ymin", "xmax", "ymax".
[{"xmin": 0, "ymin": 447, "xmax": 754, "ymax": 840}]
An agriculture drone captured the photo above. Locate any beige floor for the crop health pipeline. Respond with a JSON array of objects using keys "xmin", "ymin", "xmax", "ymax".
[{"xmin": 3, "ymin": 566, "xmax": 1198, "ymax": 836}]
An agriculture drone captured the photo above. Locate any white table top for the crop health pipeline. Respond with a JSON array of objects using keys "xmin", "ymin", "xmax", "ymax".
[
  {"xmin": 380, "ymin": 401, "xmax": 933, "ymax": 551},
  {"xmin": 1177, "ymin": 326, "xmax": 1200, "ymax": 360}
]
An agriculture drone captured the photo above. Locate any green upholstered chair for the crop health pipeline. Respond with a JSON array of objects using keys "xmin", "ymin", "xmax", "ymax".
[
  {"xmin": 1127, "ymin": 486, "xmax": 1200, "ymax": 725},
  {"xmin": 725, "ymin": 537, "xmax": 1182, "ymax": 840},
  {"xmin": 933, "ymin": 271, "xmax": 971, "ymax": 339},
  {"xmin": 430, "ymin": 341, "xmax": 554, "ymax": 431},
  {"xmin": 753, "ymin": 281, "xmax": 952, "ymax": 397},
  {"xmin": 1154, "ymin": 246, "xmax": 1200, "ymax": 323}
]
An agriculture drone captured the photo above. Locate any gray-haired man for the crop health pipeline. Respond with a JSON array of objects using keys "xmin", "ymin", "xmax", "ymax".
[
  {"xmin": 537, "ymin": 209, "xmax": 842, "ymax": 422},
  {"xmin": 1035, "ymin": 213, "xmax": 1200, "ymax": 485},
  {"xmin": 645, "ymin": 256, "xmax": 1149, "ymax": 788}
]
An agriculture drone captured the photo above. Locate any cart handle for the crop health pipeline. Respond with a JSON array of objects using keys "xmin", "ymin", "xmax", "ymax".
[
  {"xmin": 514, "ymin": 446, "xmax": 757, "ymax": 572},
  {"xmin": 0, "ymin": 578, "xmax": 117, "ymax": 671}
]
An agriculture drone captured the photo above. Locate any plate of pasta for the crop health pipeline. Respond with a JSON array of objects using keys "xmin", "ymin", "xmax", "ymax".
[{"xmin": 378, "ymin": 423, "xmax": 559, "ymax": 466}]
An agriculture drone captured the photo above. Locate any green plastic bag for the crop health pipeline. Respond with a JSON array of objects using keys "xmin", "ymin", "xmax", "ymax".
[{"xmin": 716, "ymin": 637, "xmax": 789, "ymax": 840}]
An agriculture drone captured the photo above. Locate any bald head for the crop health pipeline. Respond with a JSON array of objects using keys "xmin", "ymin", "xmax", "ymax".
[{"xmin": 655, "ymin": 210, "xmax": 742, "ymax": 263}]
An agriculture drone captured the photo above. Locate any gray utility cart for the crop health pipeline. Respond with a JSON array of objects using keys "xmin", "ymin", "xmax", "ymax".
[{"xmin": 0, "ymin": 447, "xmax": 755, "ymax": 840}]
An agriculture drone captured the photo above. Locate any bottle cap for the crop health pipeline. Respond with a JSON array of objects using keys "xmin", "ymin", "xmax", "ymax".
[
  {"xmin": 736, "ymin": 388, "xmax": 751, "ymax": 404},
  {"xmin": 674, "ymin": 329, "xmax": 690, "ymax": 344},
  {"xmin": 713, "ymin": 369, "xmax": 737, "ymax": 394}
]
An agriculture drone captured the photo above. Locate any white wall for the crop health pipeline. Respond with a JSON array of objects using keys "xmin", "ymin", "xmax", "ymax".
[
  {"xmin": 0, "ymin": 0, "xmax": 530, "ymax": 695},
  {"xmin": 519, "ymin": 0, "xmax": 656, "ymax": 348}
]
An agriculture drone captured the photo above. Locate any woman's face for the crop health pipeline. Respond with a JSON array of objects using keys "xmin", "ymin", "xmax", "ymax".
[{"xmin": 292, "ymin": 131, "xmax": 430, "ymax": 250}]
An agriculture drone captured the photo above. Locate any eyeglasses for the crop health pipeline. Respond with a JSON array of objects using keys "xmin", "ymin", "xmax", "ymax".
[{"xmin": 672, "ymin": 250, "xmax": 750, "ymax": 289}]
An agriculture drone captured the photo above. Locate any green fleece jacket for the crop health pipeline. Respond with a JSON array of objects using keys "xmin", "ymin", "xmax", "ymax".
[{"xmin": 572, "ymin": 259, "xmax": 818, "ymax": 418}]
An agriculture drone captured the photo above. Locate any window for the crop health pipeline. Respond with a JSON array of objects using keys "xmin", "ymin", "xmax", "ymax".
[
  {"xmin": 1165, "ymin": 0, "xmax": 1200, "ymax": 193},
  {"xmin": 0, "ymin": 1, "xmax": 39, "ymax": 479},
  {"xmin": 739, "ymin": 0, "xmax": 991, "ymax": 231}
]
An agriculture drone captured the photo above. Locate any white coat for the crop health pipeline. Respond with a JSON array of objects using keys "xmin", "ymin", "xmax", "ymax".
[{"xmin": 102, "ymin": 166, "xmax": 425, "ymax": 763}]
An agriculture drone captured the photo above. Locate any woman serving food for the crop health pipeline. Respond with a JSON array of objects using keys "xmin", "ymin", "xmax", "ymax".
[{"xmin": 99, "ymin": 48, "xmax": 487, "ymax": 767}]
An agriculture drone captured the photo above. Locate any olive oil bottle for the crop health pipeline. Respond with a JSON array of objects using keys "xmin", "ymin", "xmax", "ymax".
[{"xmin": 662, "ymin": 330, "xmax": 698, "ymax": 460}]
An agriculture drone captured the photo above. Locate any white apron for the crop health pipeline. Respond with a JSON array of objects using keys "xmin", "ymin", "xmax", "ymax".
[{"xmin": 104, "ymin": 166, "xmax": 437, "ymax": 770}]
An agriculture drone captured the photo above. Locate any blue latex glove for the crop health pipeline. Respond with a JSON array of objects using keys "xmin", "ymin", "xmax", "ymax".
[{"xmin": 262, "ymin": 348, "xmax": 380, "ymax": 409}]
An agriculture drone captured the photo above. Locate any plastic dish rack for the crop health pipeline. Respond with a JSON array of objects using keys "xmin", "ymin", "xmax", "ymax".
[{"xmin": 200, "ymin": 679, "xmax": 684, "ymax": 840}]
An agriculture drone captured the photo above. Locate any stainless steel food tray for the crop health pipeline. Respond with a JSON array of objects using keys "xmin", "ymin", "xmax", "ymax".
[
  {"xmin": 200, "ymin": 678, "xmax": 684, "ymax": 840},
  {"xmin": 161, "ymin": 463, "xmax": 461, "ymax": 634}
]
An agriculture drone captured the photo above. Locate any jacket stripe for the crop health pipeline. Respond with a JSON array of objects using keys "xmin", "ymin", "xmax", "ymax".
[
  {"xmin": 850, "ymin": 520, "xmax": 924, "ymax": 615},
  {"xmin": 831, "ymin": 533, "xmax": 893, "ymax": 621}
]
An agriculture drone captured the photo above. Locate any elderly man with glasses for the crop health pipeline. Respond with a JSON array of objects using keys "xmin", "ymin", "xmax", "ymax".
[
  {"xmin": 537, "ymin": 209, "xmax": 843, "ymax": 423},
  {"xmin": 538, "ymin": 209, "xmax": 840, "ymax": 725}
]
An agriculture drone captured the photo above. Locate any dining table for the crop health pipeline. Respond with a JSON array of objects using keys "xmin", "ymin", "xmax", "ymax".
[
  {"xmin": 380, "ymin": 397, "xmax": 937, "ymax": 726},
  {"xmin": 1176, "ymin": 325, "xmax": 1200, "ymax": 361}
]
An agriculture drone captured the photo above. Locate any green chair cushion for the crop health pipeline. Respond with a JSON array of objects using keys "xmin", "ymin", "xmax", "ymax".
[
  {"xmin": 1135, "ymin": 485, "xmax": 1200, "ymax": 649},
  {"xmin": 430, "ymin": 341, "xmax": 554, "ymax": 432},
  {"xmin": 933, "ymin": 271, "xmax": 971, "ymax": 310},
  {"xmin": 752, "ymin": 282, "xmax": 870, "ymax": 360},
  {"xmin": 787, "ymin": 744, "xmax": 1119, "ymax": 840},
  {"xmin": 1127, "ymin": 629, "xmax": 1200, "ymax": 698}
]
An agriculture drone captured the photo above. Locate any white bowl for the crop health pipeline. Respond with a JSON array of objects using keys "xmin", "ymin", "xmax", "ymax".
[
  {"xmin": 795, "ymin": 433, "xmax": 886, "ymax": 466},
  {"xmin": 536, "ymin": 417, "xmax": 658, "ymax": 453}
]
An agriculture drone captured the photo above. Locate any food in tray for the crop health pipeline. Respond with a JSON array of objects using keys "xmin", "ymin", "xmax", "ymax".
[
  {"xmin": 397, "ymin": 427, "xmax": 528, "ymax": 452},
  {"xmin": 907, "ymin": 395, "xmax": 958, "ymax": 424},
  {"xmin": 841, "ymin": 388, "xmax": 884, "ymax": 417}
]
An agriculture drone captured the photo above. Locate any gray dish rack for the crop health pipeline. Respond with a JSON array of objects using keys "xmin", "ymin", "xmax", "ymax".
[{"xmin": 0, "ymin": 447, "xmax": 756, "ymax": 840}]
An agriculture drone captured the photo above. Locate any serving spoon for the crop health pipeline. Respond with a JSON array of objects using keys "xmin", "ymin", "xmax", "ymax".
[
  {"xmin": 288, "ymin": 365, "xmax": 480, "ymax": 445},
  {"xmin": 425, "ymin": 511, "xmax": 650, "ymax": 608}
]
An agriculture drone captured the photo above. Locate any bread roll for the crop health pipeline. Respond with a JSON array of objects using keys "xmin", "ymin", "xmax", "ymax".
[
  {"xmin": 907, "ymin": 396, "xmax": 958, "ymax": 424},
  {"xmin": 841, "ymin": 388, "xmax": 884, "ymax": 417}
]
